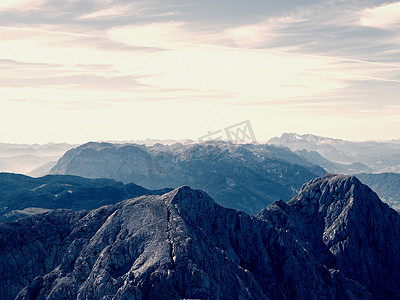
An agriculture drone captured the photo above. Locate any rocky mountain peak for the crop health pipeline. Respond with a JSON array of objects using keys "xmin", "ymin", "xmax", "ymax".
[
  {"xmin": 260, "ymin": 173, "xmax": 400, "ymax": 299},
  {"xmin": 290, "ymin": 174, "xmax": 385, "ymax": 222},
  {"xmin": 259, "ymin": 174, "xmax": 373, "ymax": 222},
  {"xmin": 162, "ymin": 186, "xmax": 221, "ymax": 227},
  {"xmin": 2, "ymin": 174, "xmax": 400, "ymax": 299}
]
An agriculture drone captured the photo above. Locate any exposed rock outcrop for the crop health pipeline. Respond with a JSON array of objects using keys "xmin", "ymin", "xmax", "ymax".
[{"xmin": 1, "ymin": 174, "xmax": 398, "ymax": 299}]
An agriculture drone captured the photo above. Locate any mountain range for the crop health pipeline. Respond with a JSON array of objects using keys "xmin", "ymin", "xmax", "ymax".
[
  {"xmin": 1, "ymin": 174, "xmax": 399, "ymax": 299},
  {"xmin": 0, "ymin": 173, "xmax": 171, "ymax": 222},
  {"xmin": 4, "ymin": 136, "xmax": 400, "ymax": 214},
  {"xmin": 355, "ymin": 172, "xmax": 400, "ymax": 211},
  {"xmin": 0, "ymin": 142, "xmax": 76, "ymax": 175},
  {"xmin": 49, "ymin": 141, "xmax": 326, "ymax": 214},
  {"xmin": 269, "ymin": 133, "xmax": 400, "ymax": 173},
  {"xmin": 295, "ymin": 149, "xmax": 372, "ymax": 174}
]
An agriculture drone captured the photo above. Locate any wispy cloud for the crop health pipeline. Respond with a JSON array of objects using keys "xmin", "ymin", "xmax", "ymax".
[
  {"xmin": 360, "ymin": 2, "xmax": 400, "ymax": 29},
  {"xmin": 78, "ymin": 3, "xmax": 147, "ymax": 20},
  {"xmin": 1, "ymin": 0, "xmax": 400, "ymax": 142},
  {"xmin": 223, "ymin": 16, "xmax": 305, "ymax": 48},
  {"xmin": 0, "ymin": 25, "xmax": 104, "ymax": 39},
  {"xmin": 108, "ymin": 22, "xmax": 188, "ymax": 48},
  {"xmin": 0, "ymin": 0, "xmax": 46, "ymax": 11},
  {"xmin": 1, "ymin": 18, "xmax": 398, "ymax": 108}
]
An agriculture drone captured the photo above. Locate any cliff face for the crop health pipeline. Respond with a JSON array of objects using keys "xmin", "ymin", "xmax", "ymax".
[
  {"xmin": 1, "ymin": 175, "xmax": 398, "ymax": 299},
  {"xmin": 259, "ymin": 174, "xmax": 400, "ymax": 299}
]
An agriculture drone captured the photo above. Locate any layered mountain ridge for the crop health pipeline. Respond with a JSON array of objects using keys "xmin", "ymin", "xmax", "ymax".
[
  {"xmin": 0, "ymin": 173, "xmax": 172, "ymax": 222},
  {"xmin": 49, "ymin": 141, "xmax": 325, "ymax": 214},
  {"xmin": 1, "ymin": 174, "xmax": 399, "ymax": 299},
  {"xmin": 268, "ymin": 133, "xmax": 400, "ymax": 173},
  {"xmin": 355, "ymin": 172, "xmax": 400, "ymax": 211},
  {"xmin": 0, "ymin": 142, "xmax": 76, "ymax": 175}
]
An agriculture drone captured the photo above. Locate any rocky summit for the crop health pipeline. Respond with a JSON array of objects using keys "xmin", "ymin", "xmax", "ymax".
[{"xmin": 0, "ymin": 174, "xmax": 399, "ymax": 299}]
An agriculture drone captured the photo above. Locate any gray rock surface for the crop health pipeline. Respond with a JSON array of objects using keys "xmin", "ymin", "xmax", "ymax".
[
  {"xmin": 2, "ymin": 174, "xmax": 398, "ymax": 299},
  {"xmin": 49, "ymin": 141, "xmax": 325, "ymax": 214},
  {"xmin": 258, "ymin": 174, "xmax": 400, "ymax": 299}
]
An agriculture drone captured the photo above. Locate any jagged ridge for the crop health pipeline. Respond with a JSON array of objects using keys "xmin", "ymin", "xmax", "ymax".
[
  {"xmin": 258, "ymin": 174, "xmax": 400, "ymax": 299},
  {"xmin": 0, "ymin": 174, "xmax": 398, "ymax": 299}
]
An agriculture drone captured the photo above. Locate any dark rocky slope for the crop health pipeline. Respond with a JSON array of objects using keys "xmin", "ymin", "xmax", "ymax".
[
  {"xmin": 259, "ymin": 174, "xmax": 400, "ymax": 299},
  {"xmin": 1, "ymin": 174, "xmax": 398, "ymax": 299},
  {"xmin": 0, "ymin": 173, "xmax": 171, "ymax": 222}
]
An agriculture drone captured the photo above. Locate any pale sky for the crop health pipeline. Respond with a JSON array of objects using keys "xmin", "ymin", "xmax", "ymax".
[{"xmin": 1, "ymin": 0, "xmax": 400, "ymax": 143}]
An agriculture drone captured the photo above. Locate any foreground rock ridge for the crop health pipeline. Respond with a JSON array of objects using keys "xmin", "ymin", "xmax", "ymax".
[{"xmin": 0, "ymin": 174, "xmax": 399, "ymax": 299}]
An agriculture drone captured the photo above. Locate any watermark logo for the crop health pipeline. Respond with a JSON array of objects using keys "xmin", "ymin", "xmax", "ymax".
[
  {"xmin": 145, "ymin": 120, "xmax": 257, "ymax": 178},
  {"xmin": 225, "ymin": 120, "xmax": 257, "ymax": 143}
]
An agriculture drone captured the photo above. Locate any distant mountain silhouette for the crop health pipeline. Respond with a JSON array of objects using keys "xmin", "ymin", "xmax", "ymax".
[
  {"xmin": 356, "ymin": 172, "xmax": 400, "ymax": 211},
  {"xmin": 0, "ymin": 142, "xmax": 75, "ymax": 174},
  {"xmin": 295, "ymin": 149, "xmax": 372, "ymax": 174},
  {"xmin": 269, "ymin": 133, "xmax": 400, "ymax": 173}
]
